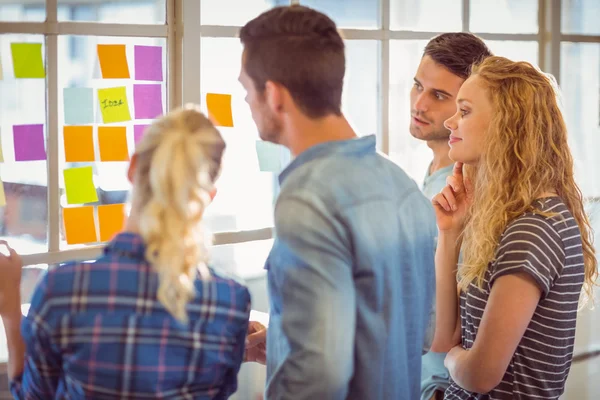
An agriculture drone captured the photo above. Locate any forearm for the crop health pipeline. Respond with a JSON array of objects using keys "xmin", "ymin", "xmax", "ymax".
[
  {"xmin": 431, "ymin": 232, "xmax": 462, "ymax": 352},
  {"xmin": 446, "ymin": 347, "xmax": 495, "ymax": 394},
  {"xmin": 2, "ymin": 308, "xmax": 25, "ymax": 381}
]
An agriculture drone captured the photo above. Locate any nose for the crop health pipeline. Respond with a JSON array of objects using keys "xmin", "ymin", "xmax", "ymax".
[
  {"xmin": 444, "ymin": 111, "xmax": 458, "ymax": 131},
  {"xmin": 413, "ymin": 92, "xmax": 429, "ymax": 113}
]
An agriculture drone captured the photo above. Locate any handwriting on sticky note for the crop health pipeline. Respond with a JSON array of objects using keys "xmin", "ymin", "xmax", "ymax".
[
  {"xmin": 98, "ymin": 87, "xmax": 131, "ymax": 124},
  {"xmin": 63, "ymin": 166, "xmax": 98, "ymax": 205},
  {"xmin": 206, "ymin": 93, "xmax": 234, "ymax": 127},
  {"xmin": 134, "ymin": 45, "xmax": 163, "ymax": 82},
  {"xmin": 13, "ymin": 124, "xmax": 46, "ymax": 161},
  {"xmin": 97, "ymin": 44, "xmax": 130, "ymax": 79},
  {"xmin": 11, "ymin": 43, "xmax": 45, "ymax": 78},
  {"xmin": 64, "ymin": 88, "xmax": 94, "ymax": 125},
  {"xmin": 63, "ymin": 126, "xmax": 95, "ymax": 162},
  {"xmin": 63, "ymin": 206, "xmax": 98, "ymax": 244},
  {"xmin": 98, "ymin": 203, "xmax": 126, "ymax": 242},
  {"xmin": 98, "ymin": 126, "xmax": 129, "ymax": 161},
  {"xmin": 133, "ymin": 84, "xmax": 163, "ymax": 120},
  {"xmin": 255, "ymin": 140, "xmax": 282, "ymax": 172}
]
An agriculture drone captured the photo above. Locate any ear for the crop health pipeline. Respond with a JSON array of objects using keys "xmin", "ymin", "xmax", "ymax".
[
  {"xmin": 127, "ymin": 154, "xmax": 138, "ymax": 184},
  {"xmin": 264, "ymin": 80, "xmax": 284, "ymax": 114},
  {"xmin": 209, "ymin": 187, "xmax": 218, "ymax": 202}
]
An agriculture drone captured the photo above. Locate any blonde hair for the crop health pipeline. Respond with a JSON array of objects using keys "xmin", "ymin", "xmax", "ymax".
[
  {"xmin": 460, "ymin": 56, "xmax": 597, "ymax": 305},
  {"xmin": 131, "ymin": 106, "xmax": 225, "ymax": 321}
]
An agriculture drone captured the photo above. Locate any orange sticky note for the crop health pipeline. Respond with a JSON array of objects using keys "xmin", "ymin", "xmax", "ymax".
[
  {"xmin": 97, "ymin": 44, "xmax": 130, "ymax": 79},
  {"xmin": 206, "ymin": 93, "xmax": 233, "ymax": 127},
  {"xmin": 98, "ymin": 126, "xmax": 129, "ymax": 161},
  {"xmin": 63, "ymin": 126, "xmax": 95, "ymax": 162},
  {"xmin": 63, "ymin": 206, "xmax": 98, "ymax": 244},
  {"xmin": 98, "ymin": 203, "xmax": 126, "ymax": 242}
]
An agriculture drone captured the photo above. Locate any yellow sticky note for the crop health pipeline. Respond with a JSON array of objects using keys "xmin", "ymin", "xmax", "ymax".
[
  {"xmin": 98, "ymin": 126, "xmax": 129, "ymax": 161},
  {"xmin": 11, "ymin": 43, "xmax": 45, "ymax": 78},
  {"xmin": 98, "ymin": 87, "xmax": 131, "ymax": 124},
  {"xmin": 63, "ymin": 206, "xmax": 97, "ymax": 244},
  {"xmin": 0, "ymin": 179, "xmax": 6, "ymax": 206},
  {"xmin": 97, "ymin": 44, "xmax": 130, "ymax": 79},
  {"xmin": 63, "ymin": 126, "xmax": 95, "ymax": 162},
  {"xmin": 206, "ymin": 93, "xmax": 234, "ymax": 127},
  {"xmin": 98, "ymin": 203, "xmax": 126, "ymax": 242},
  {"xmin": 63, "ymin": 166, "xmax": 99, "ymax": 205},
  {"xmin": 0, "ymin": 134, "xmax": 4, "ymax": 162}
]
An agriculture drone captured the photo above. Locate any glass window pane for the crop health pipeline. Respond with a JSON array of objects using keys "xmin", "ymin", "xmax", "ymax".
[
  {"xmin": 0, "ymin": 34, "xmax": 48, "ymax": 255},
  {"xmin": 470, "ymin": 0, "xmax": 538, "ymax": 34},
  {"xmin": 390, "ymin": 0, "xmax": 462, "ymax": 32},
  {"xmin": 560, "ymin": 43, "xmax": 600, "ymax": 197},
  {"xmin": 58, "ymin": 0, "xmax": 166, "ymax": 24},
  {"xmin": 388, "ymin": 40, "xmax": 431, "ymax": 184},
  {"xmin": 201, "ymin": 0, "xmax": 285, "ymax": 26},
  {"xmin": 58, "ymin": 35, "xmax": 167, "ymax": 249},
  {"xmin": 485, "ymin": 40, "xmax": 539, "ymax": 66},
  {"xmin": 562, "ymin": 0, "xmax": 600, "ymax": 35},
  {"xmin": 0, "ymin": 1, "xmax": 45, "ymax": 22},
  {"xmin": 210, "ymin": 239, "xmax": 272, "ymax": 280},
  {"xmin": 301, "ymin": 0, "xmax": 379, "ymax": 29}
]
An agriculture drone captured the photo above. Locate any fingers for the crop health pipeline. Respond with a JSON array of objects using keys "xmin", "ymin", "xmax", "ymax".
[
  {"xmin": 433, "ymin": 186, "xmax": 458, "ymax": 212},
  {"xmin": 246, "ymin": 326, "xmax": 267, "ymax": 348},
  {"xmin": 446, "ymin": 176, "xmax": 462, "ymax": 194},
  {"xmin": 452, "ymin": 162, "xmax": 464, "ymax": 179}
]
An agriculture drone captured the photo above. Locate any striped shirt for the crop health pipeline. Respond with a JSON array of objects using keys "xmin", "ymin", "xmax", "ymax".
[
  {"xmin": 445, "ymin": 197, "xmax": 584, "ymax": 400},
  {"xmin": 11, "ymin": 232, "xmax": 251, "ymax": 400}
]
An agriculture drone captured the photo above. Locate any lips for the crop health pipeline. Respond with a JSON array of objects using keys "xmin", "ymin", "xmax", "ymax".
[
  {"xmin": 412, "ymin": 116, "xmax": 429, "ymax": 126},
  {"xmin": 449, "ymin": 135, "xmax": 462, "ymax": 144}
]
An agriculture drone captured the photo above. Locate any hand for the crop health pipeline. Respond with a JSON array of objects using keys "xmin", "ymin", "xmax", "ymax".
[
  {"xmin": 432, "ymin": 162, "xmax": 474, "ymax": 233},
  {"xmin": 0, "ymin": 241, "xmax": 23, "ymax": 318},
  {"xmin": 244, "ymin": 321, "xmax": 267, "ymax": 364}
]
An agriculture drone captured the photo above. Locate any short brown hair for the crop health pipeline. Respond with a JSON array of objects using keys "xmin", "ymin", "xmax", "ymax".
[
  {"xmin": 239, "ymin": 5, "xmax": 345, "ymax": 118},
  {"xmin": 423, "ymin": 33, "xmax": 492, "ymax": 79}
]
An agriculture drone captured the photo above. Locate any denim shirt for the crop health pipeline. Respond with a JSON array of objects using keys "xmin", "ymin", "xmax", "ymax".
[{"xmin": 263, "ymin": 135, "xmax": 436, "ymax": 399}]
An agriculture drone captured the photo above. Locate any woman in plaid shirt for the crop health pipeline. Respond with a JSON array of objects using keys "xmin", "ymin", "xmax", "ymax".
[{"xmin": 0, "ymin": 106, "xmax": 251, "ymax": 399}]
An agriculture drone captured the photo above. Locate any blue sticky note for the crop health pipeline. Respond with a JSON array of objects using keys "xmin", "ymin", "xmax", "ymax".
[
  {"xmin": 64, "ymin": 88, "xmax": 94, "ymax": 125},
  {"xmin": 255, "ymin": 141, "xmax": 283, "ymax": 172}
]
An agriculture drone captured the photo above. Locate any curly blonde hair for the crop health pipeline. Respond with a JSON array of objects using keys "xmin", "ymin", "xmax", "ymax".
[
  {"xmin": 131, "ymin": 106, "xmax": 225, "ymax": 321},
  {"xmin": 460, "ymin": 56, "xmax": 597, "ymax": 305}
]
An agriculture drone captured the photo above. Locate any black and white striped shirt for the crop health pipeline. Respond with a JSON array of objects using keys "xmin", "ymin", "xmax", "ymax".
[{"xmin": 445, "ymin": 197, "xmax": 585, "ymax": 400}]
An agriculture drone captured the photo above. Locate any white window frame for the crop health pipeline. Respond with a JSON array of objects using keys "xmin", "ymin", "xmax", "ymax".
[{"xmin": 0, "ymin": 0, "xmax": 598, "ymax": 267}]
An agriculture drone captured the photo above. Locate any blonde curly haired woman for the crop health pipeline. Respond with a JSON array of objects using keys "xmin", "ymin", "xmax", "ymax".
[
  {"xmin": 430, "ymin": 56, "xmax": 596, "ymax": 399},
  {"xmin": 0, "ymin": 106, "xmax": 251, "ymax": 399}
]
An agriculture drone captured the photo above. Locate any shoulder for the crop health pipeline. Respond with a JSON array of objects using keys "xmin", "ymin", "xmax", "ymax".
[{"xmin": 199, "ymin": 266, "xmax": 251, "ymax": 310}]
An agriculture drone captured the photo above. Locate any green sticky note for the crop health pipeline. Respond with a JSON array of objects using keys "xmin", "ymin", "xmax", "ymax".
[
  {"xmin": 11, "ymin": 43, "xmax": 45, "ymax": 79},
  {"xmin": 98, "ymin": 87, "xmax": 131, "ymax": 124},
  {"xmin": 255, "ymin": 140, "xmax": 283, "ymax": 172},
  {"xmin": 63, "ymin": 166, "xmax": 98, "ymax": 205}
]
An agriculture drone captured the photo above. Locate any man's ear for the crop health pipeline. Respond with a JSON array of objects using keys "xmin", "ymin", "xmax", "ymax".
[
  {"xmin": 127, "ymin": 154, "xmax": 138, "ymax": 184},
  {"xmin": 264, "ymin": 80, "xmax": 284, "ymax": 113}
]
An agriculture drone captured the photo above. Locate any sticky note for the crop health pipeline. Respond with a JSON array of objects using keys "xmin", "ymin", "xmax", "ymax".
[
  {"xmin": 97, "ymin": 44, "xmax": 130, "ymax": 79},
  {"xmin": 64, "ymin": 88, "xmax": 94, "ymax": 125},
  {"xmin": 98, "ymin": 126, "xmax": 129, "ymax": 161},
  {"xmin": 11, "ymin": 43, "xmax": 45, "ymax": 78},
  {"xmin": 63, "ymin": 126, "xmax": 95, "ymax": 162},
  {"xmin": 255, "ymin": 141, "xmax": 282, "ymax": 172},
  {"xmin": 206, "ymin": 93, "xmax": 233, "ymax": 127},
  {"xmin": 134, "ymin": 45, "xmax": 163, "ymax": 82},
  {"xmin": 63, "ymin": 206, "xmax": 97, "ymax": 244},
  {"xmin": 98, "ymin": 87, "xmax": 131, "ymax": 124},
  {"xmin": 134, "ymin": 124, "xmax": 150, "ymax": 145},
  {"xmin": 13, "ymin": 124, "xmax": 46, "ymax": 161},
  {"xmin": 0, "ymin": 179, "xmax": 5, "ymax": 206},
  {"xmin": 133, "ymin": 84, "xmax": 163, "ymax": 120},
  {"xmin": 0, "ymin": 133, "xmax": 4, "ymax": 162},
  {"xmin": 98, "ymin": 203, "xmax": 126, "ymax": 242},
  {"xmin": 63, "ymin": 166, "xmax": 98, "ymax": 205}
]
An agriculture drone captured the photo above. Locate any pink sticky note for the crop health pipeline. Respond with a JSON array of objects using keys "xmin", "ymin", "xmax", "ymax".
[
  {"xmin": 13, "ymin": 124, "xmax": 46, "ymax": 161},
  {"xmin": 134, "ymin": 45, "xmax": 163, "ymax": 82},
  {"xmin": 134, "ymin": 124, "xmax": 150, "ymax": 145},
  {"xmin": 133, "ymin": 84, "xmax": 163, "ymax": 120}
]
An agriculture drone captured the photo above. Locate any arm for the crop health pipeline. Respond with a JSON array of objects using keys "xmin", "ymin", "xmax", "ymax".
[
  {"xmin": 265, "ymin": 196, "xmax": 355, "ymax": 400},
  {"xmin": 444, "ymin": 272, "xmax": 541, "ymax": 393},
  {"xmin": 430, "ymin": 232, "xmax": 462, "ymax": 352},
  {"xmin": 2, "ymin": 310, "xmax": 25, "ymax": 381}
]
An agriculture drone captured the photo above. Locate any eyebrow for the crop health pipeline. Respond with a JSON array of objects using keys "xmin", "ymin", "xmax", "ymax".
[
  {"xmin": 414, "ymin": 78, "xmax": 453, "ymax": 98},
  {"xmin": 457, "ymin": 98, "xmax": 471, "ymax": 104}
]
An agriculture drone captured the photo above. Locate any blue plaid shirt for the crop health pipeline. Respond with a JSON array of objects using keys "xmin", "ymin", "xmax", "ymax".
[{"xmin": 11, "ymin": 232, "xmax": 251, "ymax": 400}]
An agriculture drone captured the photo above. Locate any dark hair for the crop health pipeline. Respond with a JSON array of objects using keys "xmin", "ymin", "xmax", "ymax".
[
  {"xmin": 423, "ymin": 32, "xmax": 493, "ymax": 79},
  {"xmin": 239, "ymin": 5, "xmax": 345, "ymax": 119}
]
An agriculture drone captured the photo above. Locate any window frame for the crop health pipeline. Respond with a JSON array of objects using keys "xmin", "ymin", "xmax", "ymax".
[{"xmin": 0, "ymin": 0, "xmax": 597, "ymax": 266}]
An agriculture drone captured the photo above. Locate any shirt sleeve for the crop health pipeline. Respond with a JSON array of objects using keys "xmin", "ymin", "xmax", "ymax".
[
  {"xmin": 489, "ymin": 215, "xmax": 565, "ymax": 297},
  {"xmin": 11, "ymin": 275, "xmax": 62, "ymax": 400},
  {"xmin": 265, "ymin": 194, "xmax": 355, "ymax": 400}
]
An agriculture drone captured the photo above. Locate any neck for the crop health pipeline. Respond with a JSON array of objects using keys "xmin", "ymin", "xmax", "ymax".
[
  {"xmin": 283, "ymin": 114, "xmax": 357, "ymax": 157},
  {"xmin": 123, "ymin": 204, "xmax": 140, "ymax": 234},
  {"xmin": 427, "ymin": 139, "xmax": 453, "ymax": 174}
]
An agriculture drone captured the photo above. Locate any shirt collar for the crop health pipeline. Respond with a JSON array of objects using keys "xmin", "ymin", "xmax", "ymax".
[
  {"xmin": 104, "ymin": 232, "xmax": 147, "ymax": 260},
  {"xmin": 278, "ymin": 135, "xmax": 377, "ymax": 185}
]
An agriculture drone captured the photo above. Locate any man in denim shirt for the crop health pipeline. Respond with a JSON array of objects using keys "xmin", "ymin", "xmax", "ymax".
[
  {"xmin": 239, "ymin": 6, "xmax": 436, "ymax": 399},
  {"xmin": 409, "ymin": 33, "xmax": 492, "ymax": 400}
]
